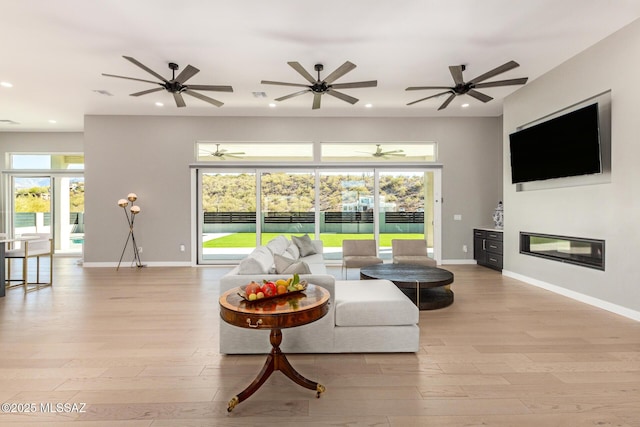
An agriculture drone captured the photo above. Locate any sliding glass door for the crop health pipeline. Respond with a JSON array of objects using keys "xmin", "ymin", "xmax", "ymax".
[
  {"xmin": 197, "ymin": 167, "xmax": 440, "ymax": 264},
  {"xmin": 319, "ymin": 171, "xmax": 375, "ymax": 261},
  {"xmin": 9, "ymin": 175, "xmax": 84, "ymax": 254},
  {"xmin": 260, "ymin": 171, "xmax": 315, "ymax": 245},
  {"xmin": 199, "ymin": 172, "xmax": 257, "ymax": 262},
  {"xmin": 378, "ymin": 170, "xmax": 433, "ymax": 260}
]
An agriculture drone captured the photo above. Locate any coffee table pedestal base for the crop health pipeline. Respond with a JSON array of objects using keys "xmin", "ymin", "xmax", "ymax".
[{"xmin": 227, "ymin": 328, "xmax": 325, "ymax": 412}]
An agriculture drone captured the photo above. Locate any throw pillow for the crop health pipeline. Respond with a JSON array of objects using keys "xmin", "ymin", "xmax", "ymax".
[
  {"xmin": 291, "ymin": 234, "xmax": 317, "ymax": 257},
  {"xmin": 274, "ymin": 254, "xmax": 312, "ymax": 274},
  {"xmin": 274, "ymin": 253, "xmax": 295, "ymax": 273},
  {"xmin": 266, "ymin": 235, "xmax": 289, "ymax": 255},
  {"xmin": 286, "ymin": 241, "xmax": 300, "ymax": 259},
  {"xmin": 282, "ymin": 261, "xmax": 311, "ymax": 275},
  {"xmin": 238, "ymin": 257, "xmax": 266, "ymax": 274}
]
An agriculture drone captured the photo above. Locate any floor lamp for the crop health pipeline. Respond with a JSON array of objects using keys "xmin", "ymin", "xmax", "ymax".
[{"xmin": 117, "ymin": 193, "xmax": 144, "ymax": 270}]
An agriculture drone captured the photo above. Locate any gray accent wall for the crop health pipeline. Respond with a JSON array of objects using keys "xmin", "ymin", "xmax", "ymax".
[
  {"xmin": 83, "ymin": 116, "xmax": 502, "ymax": 264},
  {"xmin": 502, "ymin": 19, "xmax": 640, "ymax": 313}
]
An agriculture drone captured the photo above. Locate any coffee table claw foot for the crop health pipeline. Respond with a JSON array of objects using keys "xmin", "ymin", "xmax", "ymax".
[
  {"xmin": 316, "ymin": 384, "xmax": 326, "ymax": 398},
  {"xmin": 227, "ymin": 396, "xmax": 239, "ymax": 412}
]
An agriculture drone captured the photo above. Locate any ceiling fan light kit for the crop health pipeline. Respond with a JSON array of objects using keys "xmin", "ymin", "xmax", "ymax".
[{"xmin": 103, "ymin": 57, "xmax": 527, "ymax": 111}]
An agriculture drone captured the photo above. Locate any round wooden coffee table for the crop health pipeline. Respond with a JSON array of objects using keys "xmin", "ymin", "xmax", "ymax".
[
  {"xmin": 360, "ymin": 264, "xmax": 454, "ymax": 310},
  {"xmin": 219, "ymin": 284, "xmax": 330, "ymax": 412}
]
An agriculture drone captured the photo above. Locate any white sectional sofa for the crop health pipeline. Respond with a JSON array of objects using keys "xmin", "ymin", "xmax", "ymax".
[{"xmin": 219, "ymin": 235, "xmax": 420, "ymax": 354}]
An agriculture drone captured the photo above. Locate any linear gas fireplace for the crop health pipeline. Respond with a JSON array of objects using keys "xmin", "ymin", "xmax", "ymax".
[{"xmin": 520, "ymin": 232, "xmax": 605, "ymax": 270}]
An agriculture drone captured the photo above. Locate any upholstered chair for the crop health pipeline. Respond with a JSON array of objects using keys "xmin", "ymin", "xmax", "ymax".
[
  {"xmin": 391, "ymin": 239, "xmax": 436, "ymax": 267},
  {"xmin": 341, "ymin": 239, "xmax": 383, "ymax": 278}
]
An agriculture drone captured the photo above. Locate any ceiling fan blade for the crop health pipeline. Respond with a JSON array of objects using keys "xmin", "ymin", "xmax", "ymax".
[
  {"xmin": 405, "ymin": 86, "xmax": 453, "ymax": 91},
  {"xmin": 469, "ymin": 60, "xmax": 519, "ymax": 84},
  {"xmin": 261, "ymin": 80, "xmax": 310, "ymax": 88},
  {"xmin": 407, "ymin": 90, "xmax": 452, "ymax": 106},
  {"xmin": 449, "ymin": 65, "xmax": 465, "ymax": 86},
  {"xmin": 101, "ymin": 73, "xmax": 160, "ymax": 85},
  {"xmin": 380, "ymin": 150, "xmax": 404, "ymax": 154},
  {"xmin": 187, "ymin": 85, "xmax": 234, "ymax": 92},
  {"xmin": 123, "ymin": 56, "xmax": 169, "ymax": 83},
  {"xmin": 130, "ymin": 87, "xmax": 165, "ymax": 97},
  {"xmin": 438, "ymin": 93, "xmax": 456, "ymax": 110},
  {"xmin": 473, "ymin": 77, "xmax": 529, "ymax": 88},
  {"xmin": 184, "ymin": 90, "xmax": 224, "ymax": 107},
  {"xmin": 323, "ymin": 61, "xmax": 357, "ymax": 84},
  {"xmin": 275, "ymin": 89, "xmax": 310, "ymax": 102},
  {"xmin": 287, "ymin": 62, "xmax": 316, "ymax": 83},
  {"xmin": 331, "ymin": 80, "xmax": 377, "ymax": 89},
  {"xmin": 327, "ymin": 90, "xmax": 358, "ymax": 105},
  {"xmin": 175, "ymin": 64, "xmax": 199, "ymax": 84},
  {"xmin": 466, "ymin": 89, "xmax": 493, "ymax": 103},
  {"xmin": 312, "ymin": 93, "xmax": 322, "ymax": 110},
  {"xmin": 173, "ymin": 92, "xmax": 186, "ymax": 108}
]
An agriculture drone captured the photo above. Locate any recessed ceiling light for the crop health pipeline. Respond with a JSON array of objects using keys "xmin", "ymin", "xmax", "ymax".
[
  {"xmin": 48, "ymin": 119, "xmax": 57, "ymax": 124},
  {"xmin": 268, "ymin": 103, "xmax": 276, "ymax": 108},
  {"xmin": 1, "ymin": 81, "xmax": 13, "ymax": 88},
  {"xmin": 365, "ymin": 103, "xmax": 373, "ymax": 108},
  {"xmin": 461, "ymin": 103, "xmax": 470, "ymax": 108},
  {"xmin": 155, "ymin": 102, "xmax": 164, "ymax": 107}
]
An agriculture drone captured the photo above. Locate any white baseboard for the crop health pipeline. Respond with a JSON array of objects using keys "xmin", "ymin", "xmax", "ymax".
[
  {"xmin": 82, "ymin": 261, "xmax": 193, "ymax": 268},
  {"xmin": 441, "ymin": 259, "xmax": 477, "ymax": 265},
  {"xmin": 502, "ymin": 270, "xmax": 640, "ymax": 322}
]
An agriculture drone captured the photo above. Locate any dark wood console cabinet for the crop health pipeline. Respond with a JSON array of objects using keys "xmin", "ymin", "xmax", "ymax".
[{"xmin": 474, "ymin": 229, "xmax": 503, "ymax": 271}]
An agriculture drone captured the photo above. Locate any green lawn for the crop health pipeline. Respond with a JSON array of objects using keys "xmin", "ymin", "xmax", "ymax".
[{"xmin": 203, "ymin": 233, "xmax": 425, "ymax": 248}]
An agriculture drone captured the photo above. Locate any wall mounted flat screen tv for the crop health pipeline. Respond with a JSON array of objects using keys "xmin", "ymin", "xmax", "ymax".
[{"xmin": 509, "ymin": 103, "xmax": 602, "ymax": 184}]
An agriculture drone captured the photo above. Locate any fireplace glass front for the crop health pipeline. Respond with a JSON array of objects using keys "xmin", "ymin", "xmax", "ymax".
[{"xmin": 520, "ymin": 232, "xmax": 605, "ymax": 270}]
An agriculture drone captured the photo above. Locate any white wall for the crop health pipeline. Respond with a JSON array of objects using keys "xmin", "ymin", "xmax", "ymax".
[
  {"xmin": 502, "ymin": 19, "xmax": 640, "ymax": 314},
  {"xmin": 83, "ymin": 115, "xmax": 502, "ymax": 264}
]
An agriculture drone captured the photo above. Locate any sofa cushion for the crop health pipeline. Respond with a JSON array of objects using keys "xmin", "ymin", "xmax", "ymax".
[
  {"xmin": 266, "ymin": 235, "xmax": 289, "ymax": 255},
  {"xmin": 237, "ymin": 246, "xmax": 274, "ymax": 274},
  {"xmin": 285, "ymin": 241, "xmax": 300, "ymax": 259},
  {"xmin": 274, "ymin": 254, "xmax": 311, "ymax": 274},
  {"xmin": 292, "ymin": 234, "xmax": 317, "ymax": 257},
  {"xmin": 284, "ymin": 261, "xmax": 311, "ymax": 274},
  {"xmin": 334, "ymin": 280, "xmax": 418, "ymax": 327}
]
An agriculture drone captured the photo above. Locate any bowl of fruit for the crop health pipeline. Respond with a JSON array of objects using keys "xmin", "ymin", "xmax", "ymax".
[{"xmin": 238, "ymin": 273, "xmax": 308, "ymax": 303}]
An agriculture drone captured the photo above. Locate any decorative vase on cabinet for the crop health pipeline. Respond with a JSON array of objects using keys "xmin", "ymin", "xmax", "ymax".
[{"xmin": 492, "ymin": 201, "xmax": 504, "ymax": 230}]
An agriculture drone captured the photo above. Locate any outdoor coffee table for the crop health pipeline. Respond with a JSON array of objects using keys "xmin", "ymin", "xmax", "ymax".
[
  {"xmin": 360, "ymin": 263, "xmax": 454, "ymax": 310},
  {"xmin": 219, "ymin": 284, "xmax": 330, "ymax": 412}
]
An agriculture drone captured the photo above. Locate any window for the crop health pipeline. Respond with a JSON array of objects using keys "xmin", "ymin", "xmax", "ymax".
[
  {"xmin": 11, "ymin": 154, "xmax": 84, "ymax": 170},
  {"xmin": 196, "ymin": 142, "xmax": 313, "ymax": 162},
  {"xmin": 321, "ymin": 142, "xmax": 436, "ymax": 162}
]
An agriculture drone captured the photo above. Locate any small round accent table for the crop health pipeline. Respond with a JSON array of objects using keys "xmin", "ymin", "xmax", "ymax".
[
  {"xmin": 360, "ymin": 264, "xmax": 454, "ymax": 310},
  {"xmin": 219, "ymin": 284, "xmax": 330, "ymax": 412}
]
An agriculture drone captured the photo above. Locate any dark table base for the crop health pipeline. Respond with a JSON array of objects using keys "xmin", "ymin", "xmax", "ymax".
[{"xmin": 398, "ymin": 286, "xmax": 454, "ymax": 310}]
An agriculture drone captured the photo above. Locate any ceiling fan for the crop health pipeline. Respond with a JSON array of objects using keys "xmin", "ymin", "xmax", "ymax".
[
  {"xmin": 261, "ymin": 61, "xmax": 377, "ymax": 109},
  {"xmin": 406, "ymin": 60, "xmax": 528, "ymax": 110},
  {"xmin": 102, "ymin": 56, "xmax": 233, "ymax": 108},
  {"xmin": 199, "ymin": 144, "xmax": 245, "ymax": 160},
  {"xmin": 357, "ymin": 144, "xmax": 406, "ymax": 159}
]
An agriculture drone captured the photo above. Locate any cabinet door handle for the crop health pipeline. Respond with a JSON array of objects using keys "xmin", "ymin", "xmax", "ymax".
[{"xmin": 483, "ymin": 239, "xmax": 486, "ymax": 250}]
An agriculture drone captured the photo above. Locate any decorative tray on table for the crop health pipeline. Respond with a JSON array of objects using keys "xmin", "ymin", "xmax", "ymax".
[{"xmin": 237, "ymin": 276, "xmax": 308, "ymax": 303}]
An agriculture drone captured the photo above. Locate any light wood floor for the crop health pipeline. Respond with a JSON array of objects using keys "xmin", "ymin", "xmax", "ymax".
[{"xmin": 1, "ymin": 259, "xmax": 639, "ymax": 426}]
